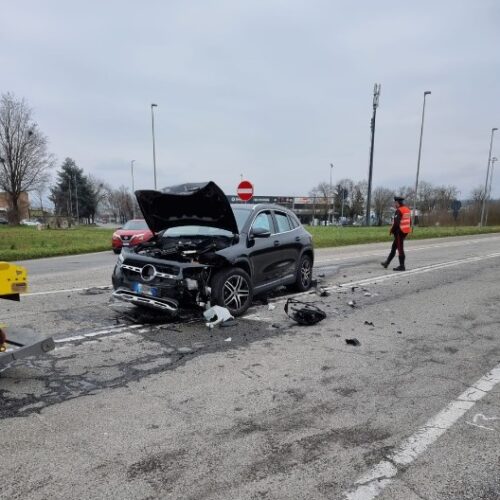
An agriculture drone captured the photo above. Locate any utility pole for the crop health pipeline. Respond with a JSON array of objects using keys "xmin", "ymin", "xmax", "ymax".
[
  {"xmin": 68, "ymin": 178, "xmax": 73, "ymax": 218},
  {"xmin": 485, "ymin": 156, "xmax": 498, "ymax": 226},
  {"xmin": 74, "ymin": 175, "xmax": 79, "ymax": 223},
  {"xmin": 480, "ymin": 127, "xmax": 498, "ymax": 227},
  {"xmin": 411, "ymin": 91, "xmax": 432, "ymax": 228},
  {"xmin": 365, "ymin": 83, "xmax": 381, "ymax": 226},
  {"xmin": 329, "ymin": 163, "xmax": 333, "ymax": 224},
  {"xmin": 131, "ymin": 160, "xmax": 136, "ymax": 218},
  {"xmin": 151, "ymin": 103, "xmax": 158, "ymax": 190}
]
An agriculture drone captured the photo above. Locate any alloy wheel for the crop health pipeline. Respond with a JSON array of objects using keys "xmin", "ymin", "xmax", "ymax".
[{"xmin": 223, "ymin": 275, "xmax": 250, "ymax": 310}]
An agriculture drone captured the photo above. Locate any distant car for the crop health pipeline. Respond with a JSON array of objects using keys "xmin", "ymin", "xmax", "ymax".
[
  {"xmin": 112, "ymin": 219, "xmax": 153, "ymax": 254},
  {"xmin": 0, "ymin": 218, "xmax": 7, "ymax": 225},
  {"xmin": 112, "ymin": 181, "xmax": 314, "ymax": 317},
  {"xmin": 21, "ymin": 219, "xmax": 40, "ymax": 227}
]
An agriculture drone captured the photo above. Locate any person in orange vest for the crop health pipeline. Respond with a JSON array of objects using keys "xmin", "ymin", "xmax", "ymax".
[{"xmin": 381, "ymin": 196, "xmax": 412, "ymax": 271}]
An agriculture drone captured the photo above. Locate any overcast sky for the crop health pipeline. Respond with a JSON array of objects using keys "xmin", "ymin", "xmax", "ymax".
[{"xmin": 2, "ymin": 0, "xmax": 499, "ymax": 198}]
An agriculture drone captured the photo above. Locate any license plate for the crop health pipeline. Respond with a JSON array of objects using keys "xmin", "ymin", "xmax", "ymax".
[
  {"xmin": 133, "ymin": 282, "xmax": 157, "ymax": 297},
  {"xmin": 122, "ymin": 242, "xmax": 129, "ymax": 247}
]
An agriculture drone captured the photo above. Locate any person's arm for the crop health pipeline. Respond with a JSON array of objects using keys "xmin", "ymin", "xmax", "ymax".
[{"xmin": 390, "ymin": 209, "xmax": 402, "ymax": 234}]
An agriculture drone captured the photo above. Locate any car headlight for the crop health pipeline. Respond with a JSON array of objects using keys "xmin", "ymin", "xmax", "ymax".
[{"xmin": 112, "ymin": 234, "xmax": 120, "ymax": 240}]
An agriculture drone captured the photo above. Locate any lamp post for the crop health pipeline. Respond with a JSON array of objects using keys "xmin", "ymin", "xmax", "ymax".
[
  {"xmin": 131, "ymin": 160, "xmax": 136, "ymax": 218},
  {"xmin": 151, "ymin": 103, "xmax": 158, "ymax": 190},
  {"xmin": 411, "ymin": 91, "xmax": 432, "ymax": 228},
  {"xmin": 73, "ymin": 175, "xmax": 79, "ymax": 223},
  {"xmin": 329, "ymin": 163, "xmax": 333, "ymax": 224},
  {"xmin": 366, "ymin": 83, "xmax": 381, "ymax": 226},
  {"xmin": 480, "ymin": 127, "xmax": 498, "ymax": 227},
  {"xmin": 485, "ymin": 156, "xmax": 498, "ymax": 226}
]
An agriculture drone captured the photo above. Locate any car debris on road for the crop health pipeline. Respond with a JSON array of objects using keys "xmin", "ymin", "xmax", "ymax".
[
  {"xmin": 203, "ymin": 305, "xmax": 234, "ymax": 329},
  {"xmin": 284, "ymin": 298, "xmax": 326, "ymax": 326}
]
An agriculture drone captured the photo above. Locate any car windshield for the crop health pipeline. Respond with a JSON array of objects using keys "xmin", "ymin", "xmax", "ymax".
[
  {"xmin": 232, "ymin": 207, "xmax": 252, "ymax": 231},
  {"xmin": 122, "ymin": 220, "xmax": 149, "ymax": 230}
]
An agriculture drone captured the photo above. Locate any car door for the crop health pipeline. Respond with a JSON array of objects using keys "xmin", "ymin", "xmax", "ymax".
[
  {"xmin": 246, "ymin": 210, "xmax": 284, "ymax": 287},
  {"xmin": 270, "ymin": 210, "xmax": 302, "ymax": 280}
]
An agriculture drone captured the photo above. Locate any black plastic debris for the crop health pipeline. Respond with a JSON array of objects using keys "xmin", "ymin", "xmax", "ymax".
[
  {"xmin": 397, "ymin": 330, "xmax": 402, "ymax": 334},
  {"xmin": 284, "ymin": 298, "xmax": 326, "ymax": 326},
  {"xmin": 364, "ymin": 321, "xmax": 374, "ymax": 327},
  {"xmin": 318, "ymin": 287, "xmax": 330, "ymax": 297},
  {"xmin": 348, "ymin": 300, "xmax": 356, "ymax": 308},
  {"xmin": 351, "ymin": 286, "xmax": 358, "ymax": 292},
  {"xmin": 317, "ymin": 273, "xmax": 326, "ymax": 278},
  {"xmin": 345, "ymin": 338, "xmax": 361, "ymax": 346}
]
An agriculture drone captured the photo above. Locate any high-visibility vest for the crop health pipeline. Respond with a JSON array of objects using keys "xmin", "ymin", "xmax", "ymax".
[{"xmin": 399, "ymin": 206, "xmax": 412, "ymax": 234}]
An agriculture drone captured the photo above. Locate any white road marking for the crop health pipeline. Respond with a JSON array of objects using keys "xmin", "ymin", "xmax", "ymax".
[
  {"xmin": 315, "ymin": 235, "xmax": 500, "ymax": 265},
  {"xmin": 55, "ymin": 323, "xmax": 145, "ymax": 344},
  {"xmin": 344, "ymin": 363, "xmax": 500, "ymax": 500},
  {"xmin": 25, "ymin": 285, "xmax": 111, "ymax": 297}
]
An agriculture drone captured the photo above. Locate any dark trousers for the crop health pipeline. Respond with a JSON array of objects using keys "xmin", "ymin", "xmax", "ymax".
[{"xmin": 386, "ymin": 230, "xmax": 407, "ymax": 265}]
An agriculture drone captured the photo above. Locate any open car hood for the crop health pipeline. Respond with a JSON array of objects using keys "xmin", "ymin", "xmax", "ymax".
[{"xmin": 135, "ymin": 181, "xmax": 239, "ymax": 234}]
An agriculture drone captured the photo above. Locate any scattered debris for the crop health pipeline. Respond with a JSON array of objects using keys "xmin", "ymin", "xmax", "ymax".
[
  {"xmin": 224, "ymin": 337, "xmax": 232, "ymax": 342},
  {"xmin": 203, "ymin": 306, "xmax": 234, "ymax": 329},
  {"xmin": 348, "ymin": 300, "xmax": 356, "ymax": 308},
  {"xmin": 364, "ymin": 321, "xmax": 374, "ymax": 327},
  {"xmin": 317, "ymin": 273, "xmax": 325, "ymax": 278},
  {"xmin": 397, "ymin": 330, "xmax": 402, "ymax": 334},
  {"xmin": 284, "ymin": 298, "xmax": 326, "ymax": 326},
  {"xmin": 345, "ymin": 338, "xmax": 361, "ymax": 346},
  {"xmin": 268, "ymin": 303, "xmax": 276, "ymax": 311},
  {"xmin": 317, "ymin": 287, "xmax": 330, "ymax": 297},
  {"xmin": 351, "ymin": 286, "xmax": 358, "ymax": 292},
  {"xmin": 363, "ymin": 292, "xmax": 372, "ymax": 297}
]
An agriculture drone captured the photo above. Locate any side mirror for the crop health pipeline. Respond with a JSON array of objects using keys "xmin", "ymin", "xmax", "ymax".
[{"xmin": 250, "ymin": 227, "xmax": 271, "ymax": 238}]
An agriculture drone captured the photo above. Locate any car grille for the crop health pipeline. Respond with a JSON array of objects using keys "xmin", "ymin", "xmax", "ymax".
[{"xmin": 121, "ymin": 259, "xmax": 181, "ymax": 283}]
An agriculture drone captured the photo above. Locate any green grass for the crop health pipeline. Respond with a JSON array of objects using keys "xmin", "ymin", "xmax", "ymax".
[
  {"xmin": 0, "ymin": 226, "xmax": 115, "ymax": 261},
  {"xmin": 1, "ymin": 224, "xmax": 499, "ymax": 261},
  {"xmin": 306, "ymin": 225, "xmax": 500, "ymax": 248}
]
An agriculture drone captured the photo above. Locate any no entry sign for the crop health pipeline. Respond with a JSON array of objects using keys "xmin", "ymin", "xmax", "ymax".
[{"xmin": 237, "ymin": 180, "xmax": 254, "ymax": 202}]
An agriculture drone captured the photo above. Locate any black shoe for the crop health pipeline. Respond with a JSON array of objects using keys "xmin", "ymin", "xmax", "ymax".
[
  {"xmin": 381, "ymin": 261, "xmax": 389, "ymax": 269},
  {"xmin": 393, "ymin": 266, "xmax": 406, "ymax": 271}
]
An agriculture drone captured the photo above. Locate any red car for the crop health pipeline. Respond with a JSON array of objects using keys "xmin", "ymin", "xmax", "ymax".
[{"xmin": 112, "ymin": 219, "xmax": 153, "ymax": 254}]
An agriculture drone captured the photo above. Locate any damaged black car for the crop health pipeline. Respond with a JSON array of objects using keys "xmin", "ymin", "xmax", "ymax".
[{"xmin": 112, "ymin": 181, "xmax": 314, "ymax": 317}]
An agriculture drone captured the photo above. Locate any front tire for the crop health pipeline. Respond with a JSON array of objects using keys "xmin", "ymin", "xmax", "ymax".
[
  {"xmin": 211, "ymin": 268, "xmax": 253, "ymax": 317},
  {"xmin": 292, "ymin": 254, "xmax": 313, "ymax": 292}
]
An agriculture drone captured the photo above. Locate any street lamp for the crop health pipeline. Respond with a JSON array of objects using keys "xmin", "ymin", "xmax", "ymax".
[
  {"xmin": 366, "ymin": 83, "xmax": 381, "ymax": 226},
  {"xmin": 329, "ymin": 163, "xmax": 333, "ymax": 224},
  {"xmin": 73, "ymin": 175, "xmax": 79, "ymax": 223},
  {"xmin": 480, "ymin": 127, "xmax": 498, "ymax": 227},
  {"xmin": 485, "ymin": 156, "xmax": 498, "ymax": 226},
  {"xmin": 131, "ymin": 160, "xmax": 136, "ymax": 218},
  {"xmin": 151, "ymin": 103, "xmax": 158, "ymax": 190},
  {"xmin": 411, "ymin": 90, "xmax": 432, "ymax": 228}
]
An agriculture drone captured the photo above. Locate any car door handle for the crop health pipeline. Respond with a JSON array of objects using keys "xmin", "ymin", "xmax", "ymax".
[
  {"xmin": 274, "ymin": 240, "xmax": 280, "ymax": 247},
  {"xmin": 295, "ymin": 236, "xmax": 301, "ymax": 242}
]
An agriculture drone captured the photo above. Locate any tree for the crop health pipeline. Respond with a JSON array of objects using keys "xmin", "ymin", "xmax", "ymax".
[
  {"xmin": 373, "ymin": 187, "xmax": 394, "ymax": 226},
  {"xmin": 309, "ymin": 182, "xmax": 333, "ymax": 222},
  {"xmin": 350, "ymin": 181, "xmax": 366, "ymax": 220},
  {"xmin": 105, "ymin": 186, "xmax": 134, "ymax": 223},
  {"xmin": 0, "ymin": 93, "xmax": 54, "ymax": 224}
]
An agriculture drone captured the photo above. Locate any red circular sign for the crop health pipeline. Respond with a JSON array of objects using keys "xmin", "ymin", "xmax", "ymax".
[{"xmin": 237, "ymin": 180, "xmax": 254, "ymax": 201}]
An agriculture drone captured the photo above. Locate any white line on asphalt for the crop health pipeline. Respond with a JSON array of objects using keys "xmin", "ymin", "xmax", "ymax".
[
  {"xmin": 25, "ymin": 285, "xmax": 111, "ymax": 297},
  {"xmin": 55, "ymin": 323, "xmax": 145, "ymax": 344},
  {"xmin": 344, "ymin": 362, "xmax": 500, "ymax": 500},
  {"xmin": 339, "ymin": 252, "xmax": 500, "ymax": 288},
  {"xmin": 315, "ymin": 235, "xmax": 500, "ymax": 265}
]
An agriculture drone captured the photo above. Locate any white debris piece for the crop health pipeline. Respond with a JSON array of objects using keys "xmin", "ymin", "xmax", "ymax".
[
  {"xmin": 268, "ymin": 304, "xmax": 276, "ymax": 311},
  {"xmin": 203, "ymin": 305, "xmax": 234, "ymax": 328}
]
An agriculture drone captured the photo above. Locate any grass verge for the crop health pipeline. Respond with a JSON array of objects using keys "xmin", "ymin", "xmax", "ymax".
[
  {"xmin": 0, "ymin": 226, "xmax": 114, "ymax": 261},
  {"xmin": 0, "ymin": 225, "xmax": 499, "ymax": 261}
]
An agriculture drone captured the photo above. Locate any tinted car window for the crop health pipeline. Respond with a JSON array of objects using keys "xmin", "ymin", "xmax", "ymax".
[
  {"xmin": 252, "ymin": 212, "xmax": 272, "ymax": 232},
  {"xmin": 122, "ymin": 220, "xmax": 149, "ymax": 230},
  {"xmin": 274, "ymin": 211, "xmax": 292, "ymax": 233}
]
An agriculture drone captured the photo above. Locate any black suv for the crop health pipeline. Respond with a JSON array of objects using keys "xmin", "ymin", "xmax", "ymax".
[{"xmin": 112, "ymin": 181, "xmax": 314, "ymax": 316}]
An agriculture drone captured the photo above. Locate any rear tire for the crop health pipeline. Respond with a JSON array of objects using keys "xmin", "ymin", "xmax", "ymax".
[
  {"xmin": 211, "ymin": 268, "xmax": 253, "ymax": 317},
  {"xmin": 292, "ymin": 254, "xmax": 313, "ymax": 292}
]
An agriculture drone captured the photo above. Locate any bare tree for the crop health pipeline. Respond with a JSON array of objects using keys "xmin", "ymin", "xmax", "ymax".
[
  {"xmin": 105, "ymin": 186, "xmax": 134, "ymax": 224},
  {"xmin": 309, "ymin": 181, "xmax": 333, "ymax": 222},
  {"xmin": 0, "ymin": 93, "xmax": 54, "ymax": 224},
  {"xmin": 373, "ymin": 187, "xmax": 394, "ymax": 226}
]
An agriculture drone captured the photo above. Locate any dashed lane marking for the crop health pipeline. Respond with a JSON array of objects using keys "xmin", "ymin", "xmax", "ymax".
[
  {"xmin": 344, "ymin": 362, "xmax": 500, "ymax": 499},
  {"xmin": 54, "ymin": 323, "xmax": 145, "ymax": 344}
]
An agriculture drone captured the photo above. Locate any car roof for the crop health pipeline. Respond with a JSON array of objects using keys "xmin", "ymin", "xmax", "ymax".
[{"xmin": 230, "ymin": 203, "xmax": 290, "ymax": 211}]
